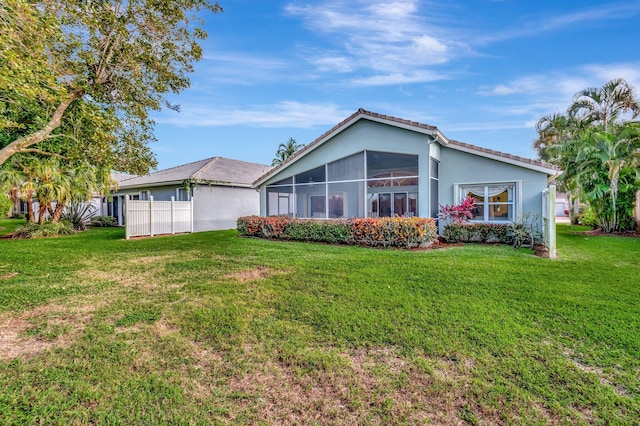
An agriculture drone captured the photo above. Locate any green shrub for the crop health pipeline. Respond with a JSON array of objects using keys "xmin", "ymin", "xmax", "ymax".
[
  {"xmin": 443, "ymin": 214, "xmax": 545, "ymax": 249},
  {"xmin": 511, "ymin": 213, "xmax": 543, "ymax": 249},
  {"xmin": 237, "ymin": 216, "xmax": 438, "ymax": 249},
  {"xmin": 0, "ymin": 194, "xmax": 12, "ymax": 218},
  {"xmin": 443, "ymin": 223, "xmax": 513, "ymax": 244},
  {"xmin": 90, "ymin": 215, "xmax": 119, "ymax": 227},
  {"xmin": 577, "ymin": 205, "xmax": 598, "ymax": 229},
  {"xmin": 13, "ymin": 221, "xmax": 75, "ymax": 239}
]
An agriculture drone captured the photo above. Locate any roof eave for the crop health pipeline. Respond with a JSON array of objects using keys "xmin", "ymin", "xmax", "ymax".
[{"xmin": 445, "ymin": 143, "xmax": 559, "ymax": 175}]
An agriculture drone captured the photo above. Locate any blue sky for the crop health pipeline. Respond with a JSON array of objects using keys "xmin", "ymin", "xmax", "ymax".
[{"xmin": 151, "ymin": 0, "xmax": 640, "ymax": 170}]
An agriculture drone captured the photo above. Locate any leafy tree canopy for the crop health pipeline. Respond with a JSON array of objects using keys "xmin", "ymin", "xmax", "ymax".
[
  {"xmin": 0, "ymin": 0, "xmax": 222, "ymax": 173},
  {"xmin": 534, "ymin": 78, "xmax": 640, "ymax": 232}
]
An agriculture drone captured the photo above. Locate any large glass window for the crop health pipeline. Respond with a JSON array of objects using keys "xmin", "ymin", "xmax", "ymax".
[
  {"xmin": 265, "ymin": 151, "xmax": 419, "ymax": 218},
  {"xmin": 296, "ymin": 183, "xmax": 325, "ymax": 218},
  {"xmin": 460, "ymin": 183, "xmax": 515, "ymax": 222},
  {"xmin": 329, "ymin": 181, "xmax": 364, "ymax": 218},
  {"xmin": 295, "ymin": 166, "xmax": 325, "ymax": 184},
  {"xmin": 266, "ymin": 180, "xmax": 294, "ymax": 217},
  {"xmin": 328, "ymin": 152, "xmax": 364, "ymax": 181}
]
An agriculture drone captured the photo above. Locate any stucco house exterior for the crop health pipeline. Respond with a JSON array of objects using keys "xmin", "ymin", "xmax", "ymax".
[
  {"xmin": 109, "ymin": 157, "xmax": 270, "ymax": 231},
  {"xmin": 253, "ymin": 109, "xmax": 559, "ymax": 232}
]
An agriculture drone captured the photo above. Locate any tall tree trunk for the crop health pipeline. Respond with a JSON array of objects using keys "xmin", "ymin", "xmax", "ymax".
[
  {"xmin": 0, "ymin": 88, "xmax": 84, "ymax": 167},
  {"xmin": 26, "ymin": 196, "xmax": 35, "ymax": 223},
  {"xmin": 38, "ymin": 203, "xmax": 48, "ymax": 225},
  {"xmin": 52, "ymin": 203, "xmax": 65, "ymax": 222}
]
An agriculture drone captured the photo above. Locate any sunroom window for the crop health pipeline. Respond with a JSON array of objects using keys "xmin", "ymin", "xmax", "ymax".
[{"xmin": 459, "ymin": 183, "xmax": 516, "ymax": 222}]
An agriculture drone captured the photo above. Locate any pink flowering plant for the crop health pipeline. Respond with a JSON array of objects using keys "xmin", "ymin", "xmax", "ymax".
[{"xmin": 438, "ymin": 196, "xmax": 476, "ymax": 224}]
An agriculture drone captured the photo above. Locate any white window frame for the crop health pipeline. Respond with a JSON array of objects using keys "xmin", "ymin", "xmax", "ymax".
[
  {"xmin": 176, "ymin": 187, "xmax": 191, "ymax": 201},
  {"xmin": 453, "ymin": 181, "xmax": 523, "ymax": 223}
]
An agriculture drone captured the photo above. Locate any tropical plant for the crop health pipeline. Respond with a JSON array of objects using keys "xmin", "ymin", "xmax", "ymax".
[
  {"xmin": 568, "ymin": 78, "xmax": 640, "ymax": 131},
  {"xmin": 272, "ymin": 138, "xmax": 304, "ymax": 166},
  {"xmin": 536, "ymin": 78, "xmax": 640, "ymax": 232},
  {"xmin": 12, "ymin": 220, "xmax": 75, "ymax": 239},
  {"xmin": 61, "ymin": 201, "xmax": 98, "ymax": 231},
  {"xmin": 0, "ymin": 193, "xmax": 11, "ymax": 217},
  {"xmin": 438, "ymin": 196, "xmax": 476, "ymax": 224}
]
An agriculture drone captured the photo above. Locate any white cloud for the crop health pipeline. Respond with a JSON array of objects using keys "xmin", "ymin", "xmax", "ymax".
[
  {"xmin": 155, "ymin": 101, "xmax": 352, "ymax": 128},
  {"xmin": 474, "ymin": 62, "xmax": 640, "ymax": 123},
  {"xmin": 196, "ymin": 53, "xmax": 291, "ymax": 85},
  {"xmin": 479, "ymin": 2, "xmax": 640, "ymax": 44},
  {"xmin": 351, "ymin": 70, "xmax": 448, "ymax": 86},
  {"xmin": 285, "ymin": 0, "xmax": 464, "ymax": 85}
]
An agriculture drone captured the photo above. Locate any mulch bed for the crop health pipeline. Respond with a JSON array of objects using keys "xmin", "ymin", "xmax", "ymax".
[{"xmin": 577, "ymin": 229, "xmax": 640, "ymax": 238}]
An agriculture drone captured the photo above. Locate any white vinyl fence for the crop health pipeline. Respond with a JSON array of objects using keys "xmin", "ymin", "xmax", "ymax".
[
  {"xmin": 125, "ymin": 195, "xmax": 193, "ymax": 239},
  {"xmin": 542, "ymin": 185, "xmax": 557, "ymax": 259}
]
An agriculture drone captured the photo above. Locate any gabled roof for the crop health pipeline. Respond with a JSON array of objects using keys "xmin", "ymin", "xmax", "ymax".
[
  {"xmin": 253, "ymin": 108, "xmax": 558, "ymax": 186},
  {"xmin": 119, "ymin": 157, "xmax": 271, "ymax": 190}
]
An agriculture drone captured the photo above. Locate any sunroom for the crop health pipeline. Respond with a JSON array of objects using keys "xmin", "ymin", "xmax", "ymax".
[{"xmin": 265, "ymin": 150, "xmax": 423, "ymax": 219}]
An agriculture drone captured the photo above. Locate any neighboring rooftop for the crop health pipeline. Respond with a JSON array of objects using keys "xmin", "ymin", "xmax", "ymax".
[{"xmin": 119, "ymin": 157, "xmax": 271, "ymax": 189}]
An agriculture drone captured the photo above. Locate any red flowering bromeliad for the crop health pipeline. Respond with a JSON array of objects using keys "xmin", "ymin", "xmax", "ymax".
[{"xmin": 438, "ymin": 196, "xmax": 476, "ymax": 224}]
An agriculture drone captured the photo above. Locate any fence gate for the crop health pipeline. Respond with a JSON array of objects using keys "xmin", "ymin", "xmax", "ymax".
[
  {"xmin": 542, "ymin": 185, "xmax": 557, "ymax": 259},
  {"xmin": 125, "ymin": 195, "xmax": 193, "ymax": 239}
]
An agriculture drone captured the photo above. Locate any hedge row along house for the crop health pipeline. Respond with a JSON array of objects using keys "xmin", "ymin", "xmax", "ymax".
[{"xmin": 253, "ymin": 109, "xmax": 559, "ymax": 232}]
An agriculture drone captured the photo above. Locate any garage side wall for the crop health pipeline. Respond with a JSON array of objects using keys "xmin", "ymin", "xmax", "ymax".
[{"xmin": 193, "ymin": 185, "xmax": 259, "ymax": 231}]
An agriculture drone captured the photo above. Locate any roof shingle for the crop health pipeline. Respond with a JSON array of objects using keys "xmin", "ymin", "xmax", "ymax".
[{"xmin": 120, "ymin": 157, "xmax": 271, "ymax": 189}]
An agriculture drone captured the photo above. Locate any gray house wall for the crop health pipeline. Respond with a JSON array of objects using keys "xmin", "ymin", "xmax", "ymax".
[
  {"xmin": 115, "ymin": 183, "xmax": 260, "ymax": 231},
  {"xmin": 193, "ymin": 185, "xmax": 259, "ymax": 231},
  {"xmin": 438, "ymin": 147, "xmax": 549, "ymax": 218}
]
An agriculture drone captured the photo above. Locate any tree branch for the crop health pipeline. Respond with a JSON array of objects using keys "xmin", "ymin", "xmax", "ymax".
[
  {"xmin": 18, "ymin": 149, "xmax": 67, "ymax": 160},
  {"xmin": 0, "ymin": 87, "xmax": 84, "ymax": 166}
]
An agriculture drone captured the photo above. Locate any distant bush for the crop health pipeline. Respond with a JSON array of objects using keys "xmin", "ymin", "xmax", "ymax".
[
  {"xmin": 90, "ymin": 215, "xmax": 119, "ymax": 227},
  {"xmin": 237, "ymin": 216, "xmax": 438, "ymax": 249},
  {"xmin": 0, "ymin": 194, "xmax": 12, "ymax": 218},
  {"xmin": 577, "ymin": 206, "xmax": 598, "ymax": 229},
  {"xmin": 13, "ymin": 221, "xmax": 75, "ymax": 239}
]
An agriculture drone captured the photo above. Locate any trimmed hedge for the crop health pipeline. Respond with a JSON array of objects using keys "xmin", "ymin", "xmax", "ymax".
[
  {"xmin": 237, "ymin": 216, "xmax": 438, "ymax": 249},
  {"xmin": 443, "ymin": 223, "xmax": 513, "ymax": 244}
]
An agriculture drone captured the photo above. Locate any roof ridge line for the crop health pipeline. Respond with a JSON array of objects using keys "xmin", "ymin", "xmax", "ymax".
[{"xmin": 190, "ymin": 156, "xmax": 220, "ymax": 180}]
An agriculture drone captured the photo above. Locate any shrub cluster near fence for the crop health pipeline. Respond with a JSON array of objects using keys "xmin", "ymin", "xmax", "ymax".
[{"xmin": 237, "ymin": 216, "xmax": 438, "ymax": 249}]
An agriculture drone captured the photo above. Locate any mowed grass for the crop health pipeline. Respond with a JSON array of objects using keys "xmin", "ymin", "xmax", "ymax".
[{"xmin": 0, "ymin": 219, "xmax": 638, "ymax": 424}]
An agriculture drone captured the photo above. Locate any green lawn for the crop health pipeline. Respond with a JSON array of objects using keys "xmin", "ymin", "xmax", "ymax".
[{"xmin": 0, "ymin": 219, "xmax": 638, "ymax": 424}]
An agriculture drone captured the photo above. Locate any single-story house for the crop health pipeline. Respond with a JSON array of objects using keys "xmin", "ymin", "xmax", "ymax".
[
  {"xmin": 109, "ymin": 157, "xmax": 270, "ymax": 231},
  {"xmin": 253, "ymin": 109, "xmax": 559, "ymax": 232}
]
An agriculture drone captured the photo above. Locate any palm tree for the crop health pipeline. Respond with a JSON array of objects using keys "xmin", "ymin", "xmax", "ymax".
[
  {"xmin": 50, "ymin": 163, "xmax": 100, "ymax": 222},
  {"xmin": 0, "ymin": 167, "xmax": 23, "ymax": 217},
  {"xmin": 573, "ymin": 123, "xmax": 640, "ymax": 232},
  {"xmin": 568, "ymin": 78, "xmax": 640, "ymax": 131},
  {"xmin": 272, "ymin": 138, "xmax": 304, "ymax": 167},
  {"xmin": 534, "ymin": 113, "xmax": 578, "ymax": 162}
]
